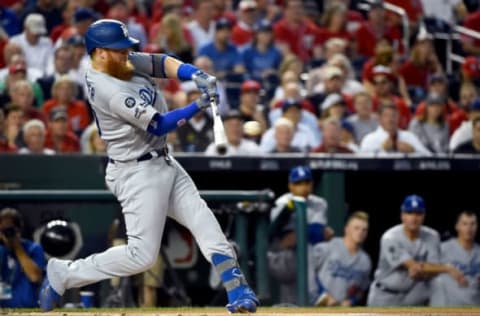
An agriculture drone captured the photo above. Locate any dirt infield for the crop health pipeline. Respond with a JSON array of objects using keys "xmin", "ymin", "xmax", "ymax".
[{"xmin": 4, "ymin": 307, "xmax": 480, "ymax": 316}]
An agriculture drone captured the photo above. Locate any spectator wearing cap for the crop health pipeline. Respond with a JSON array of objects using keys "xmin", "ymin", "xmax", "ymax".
[
  {"xmin": 20, "ymin": 0, "xmax": 63, "ymax": 34},
  {"xmin": 18, "ymin": 119, "xmax": 55, "ymax": 154},
  {"xmin": 398, "ymin": 28, "xmax": 443, "ymax": 91},
  {"xmin": 354, "ymin": 1, "xmax": 403, "ymax": 59},
  {"xmin": 106, "ymin": 0, "xmax": 147, "ymax": 50},
  {"xmin": 186, "ymin": 0, "xmax": 216, "ymax": 54},
  {"xmin": 272, "ymin": 0, "xmax": 323, "ymax": 62},
  {"xmin": 238, "ymin": 80, "xmax": 268, "ymax": 133},
  {"xmin": 7, "ymin": 80, "xmax": 46, "ymax": 125},
  {"xmin": 197, "ymin": 17, "xmax": 245, "ymax": 76},
  {"xmin": 370, "ymin": 65, "xmax": 412, "ymax": 129},
  {"xmin": 0, "ymin": 57, "xmax": 44, "ymax": 108},
  {"xmin": 453, "ymin": 116, "xmax": 480, "ymax": 154},
  {"xmin": 319, "ymin": 93, "xmax": 348, "ymax": 125},
  {"xmin": 241, "ymin": 20, "xmax": 282, "ymax": 81},
  {"xmin": 414, "ymin": 74, "xmax": 464, "ymax": 135},
  {"xmin": 10, "ymin": 13, "xmax": 53, "ymax": 76},
  {"xmin": 316, "ymin": 3, "xmax": 353, "ymax": 53},
  {"xmin": 360, "ymin": 102, "xmax": 431, "ymax": 156},
  {"xmin": 49, "ymin": 1, "xmax": 80, "ymax": 44},
  {"xmin": 347, "ymin": 91, "xmax": 379, "ymax": 144},
  {"xmin": 449, "ymin": 98, "xmax": 480, "ymax": 152},
  {"xmin": 269, "ymin": 117, "xmax": 302, "ymax": 153},
  {"xmin": 261, "ymin": 99, "xmax": 320, "ymax": 152},
  {"xmin": 311, "ymin": 118, "xmax": 354, "ymax": 154},
  {"xmin": 408, "ymin": 93, "xmax": 450, "ymax": 154},
  {"xmin": 41, "ymin": 75, "xmax": 91, "ymax": 136},
  {"xmin": 44, "ymin": 106, "xmax": 80, "ymax": 153},
  {"xmin": 231, "ymin": 0, "xmax": 258, "ymax": 50},
  {"xmin": 204, "ymin": 110, "xmax": 262, "ymax": 155},
  {"xmin": 269, "ymin": 81, "xmax": 320, "ymax": 138},
  {"xmin": 461, "ymin": 56, "xmax": 480, "ymax": 83},
  {"xmin": 175, "ymin": 82, "xmax": 214, "ymax": 152},
  {"xmin": 56, "ymin": 7, "xmax": 100, "ymax": 47},
  {"xmin": 268, "ymin": 165, "xmax": 333, "ymax": 304}
]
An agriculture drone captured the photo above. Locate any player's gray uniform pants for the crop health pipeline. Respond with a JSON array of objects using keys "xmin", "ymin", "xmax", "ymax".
[
  {"xmin": 47, "ymin": 155, "xmax": 234, "ymax": 294},
  {"xmin": 367, "ymin": 281, "xmax": 430, "ymax": 306}
]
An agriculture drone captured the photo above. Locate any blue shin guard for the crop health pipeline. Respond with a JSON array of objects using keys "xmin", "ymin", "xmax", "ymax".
[{"xmin": 212, "ymin": 253, "xmax": 259, "ymax": 313}]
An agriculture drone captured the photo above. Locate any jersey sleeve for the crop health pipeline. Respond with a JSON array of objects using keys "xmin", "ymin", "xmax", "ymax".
[
  {"xmin": 311, "ymin": 241, "xmax": 331, "ymax": 269},
  {"xmin": 128, "ymin": 52, "xmax": 167, "ymax": 78},
  {"xmin": 381, "ymin": 236, "xmax": 411, "ymax": 269},
  {"xmin": 109, "ymin": 92, "xmax": 157, "ymax": 131},
  {"xmin": 426, "ymin": 235, "xmax": 441, "ymax": 263}
]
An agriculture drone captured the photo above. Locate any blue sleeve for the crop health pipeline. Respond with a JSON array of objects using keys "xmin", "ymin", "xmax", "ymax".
[
  {"xmin": 147, "ymin": 102, "xmax": 201, "ymax": 136},
  {"xmin": 308, "ymin": 223, "xmax": 325, "ymax": 245}
]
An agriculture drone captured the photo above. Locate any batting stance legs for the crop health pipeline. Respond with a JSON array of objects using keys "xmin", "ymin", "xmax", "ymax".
[{"xmin": 41, "ymin": 156, "xmax": 258, "ymax": 312}]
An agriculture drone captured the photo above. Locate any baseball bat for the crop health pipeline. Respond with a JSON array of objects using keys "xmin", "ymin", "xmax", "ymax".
[{"xmin": 210, "ymin": 96, "xmax": 227, "ymax": 155}]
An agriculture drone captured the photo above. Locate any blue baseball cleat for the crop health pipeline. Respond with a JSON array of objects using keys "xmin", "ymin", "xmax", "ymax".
[
  {"xmin": 226, "ymin": 285, "xmax": 259, "ymax": 313},
  {"xmin": 39, "ymin": 276, "xmax": 61, "ymax": 311},
  {"xmin": 212, "ymin": 253, "xmax": 260, "ymax": 313}
]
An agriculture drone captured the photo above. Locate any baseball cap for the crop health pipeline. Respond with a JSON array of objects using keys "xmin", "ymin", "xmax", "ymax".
[
  {"xmin": 239, "ymin": 0, "xmax": 257, "ymax": 11},
  {"xmin": 49, "ymin": 107, "xmax": 68, "ymax": 121},
  {"xmin": 216, "ymin": 17, "xmax": 233, "ymax": 29},
  {"xmin": 8, "ymin": 63, "xmax": 26, "ymax": 75},
  {"xmin": 462, "ymin": 56, "xmax": 480, "ymax": 79},
  {"xmin": 74, "ymin": 7, "xmax": 100, "ymax": 23},
  {"xmin": 282, "ymin": 98, "xmax": 302, "ymax": 112},
  {"xmin": 471, "ymin": 98, "xmax": 480, "ymax": 111},
  {"xmin": 241, "ymin": 80, "xmax": 261, "ymax": 93},
  {"xmin": 323, "ymin": 66, "xmax": 343, "ymax": 80},
  {"xmin": 289, "ymin": 166, "xmax": 313, "ymax": 183},
  {"xmin": 321, "ymin": 93, "xmax": 344, "ymax": 111},
  {"xmin": 425, "ymin": 93, "xmax": 446, "ymax": 106},
  {"xmin": 428, "ymin": 73, "xmax": 447, "ymax": 85},
  {"xmin": 66, "ymin": 34, "xmax": 85, "ymax": 46},
  {"xmin": 24, "ymin": 13, "xmax": 47, "ymax": 35},
  {"xmin": 371, "ymin": 65, "xmax": 396, "ymax": 82},
  {"xmin": 341, "ymin": 119, "xmax": 354, "ymax": 134},
  {"xmin": 255, "ymin": 20, "xmax": 272, "ymax": 32},
  {"xmin": 401, "ymin": 194, "xmax": 426, "ymax": 213}
]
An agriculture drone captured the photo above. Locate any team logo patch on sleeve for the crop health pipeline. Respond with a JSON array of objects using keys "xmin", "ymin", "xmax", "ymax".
[{"xmin": 125, "ymin": 97, "xmax": 136, "ymax": 108}]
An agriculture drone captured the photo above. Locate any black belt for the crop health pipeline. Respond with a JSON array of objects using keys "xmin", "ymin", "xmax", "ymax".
[
  {"xmin": 109, "ymin": 148, "xmax": 168, "ymax": 164},
  {"xmin": 375, "ymin": 282, "xmax": 406, "ymax": 295}
]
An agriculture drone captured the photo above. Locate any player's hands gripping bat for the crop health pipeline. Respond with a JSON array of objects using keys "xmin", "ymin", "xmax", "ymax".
[{"xmin": 192, "ymin": 70, "xmax": 218, "ymax": 102}]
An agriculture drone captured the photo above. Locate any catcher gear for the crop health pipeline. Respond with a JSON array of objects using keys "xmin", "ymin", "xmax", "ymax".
[{"xmin": 85, "ymin": 19, "xmax": 139, "ymax": 54}]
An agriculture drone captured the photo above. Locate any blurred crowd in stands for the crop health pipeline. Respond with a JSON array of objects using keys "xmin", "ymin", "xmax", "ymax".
[{"xmin": 1, "ymin": 0, "xmax": 480, "ymax": 156}]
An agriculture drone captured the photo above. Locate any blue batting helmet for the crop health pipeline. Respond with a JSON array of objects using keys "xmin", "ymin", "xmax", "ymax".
[
  {"xmin": 401, "ymin": 194, "xmax": 426, "ymax": 213},
  {"xmin": 85, "ymin": 19, "xmax": 139, "ymax": 54},
  {"xmin": 288, "ymin": 166, "xmax": 313, "ymax": 183}
]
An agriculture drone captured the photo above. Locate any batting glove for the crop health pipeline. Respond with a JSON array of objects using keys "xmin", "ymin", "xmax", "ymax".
[
  {"xmin": 192, "ymin": 70, "xmax": 218, "ymax": 98},
  {"xmin": 197, "ymin": 93, "xmax": 212, "ymax": 110}
]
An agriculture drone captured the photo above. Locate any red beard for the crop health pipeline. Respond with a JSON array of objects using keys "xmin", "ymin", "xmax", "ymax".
[{"xmin": 104, "ymin": 52, "xmax": 135, "ymax": 81}]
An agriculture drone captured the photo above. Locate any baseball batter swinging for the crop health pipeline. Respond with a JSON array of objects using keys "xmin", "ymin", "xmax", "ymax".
[{"xmin": 39, "ymin": 19, "xmax": 259, "ymax": 313}]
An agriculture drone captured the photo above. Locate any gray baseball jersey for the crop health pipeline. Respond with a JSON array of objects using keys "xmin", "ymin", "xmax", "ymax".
[
  {"xmin": 367, "ymin": 224, "xmax": 441, "ymax": 306},
  {"xmin": 270, "ymin": 193, "xmax": 328, "ymax": 226},
  {"xmin": 312, "ymin": 237, "xmax": 371, "ymax": 303},
  {"xmin": 85, "ymin": 52, "xmax": 168, "ymax": 161},
  {"xmin": 430, "ymin": 238, "xmax": 480, "ymax": 306}
]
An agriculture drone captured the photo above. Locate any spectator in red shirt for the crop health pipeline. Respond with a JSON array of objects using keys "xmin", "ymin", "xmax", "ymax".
[
  {"xmin": 399, "ymin": 28, "xmax": 443, "ymax": 90},
  {"xmin": 42, "ymin": 76, "xmax": 91, "ymax": 136},
  {"xmin": 45, "ymin": 107, "xmax": 80, "ymax": 153},
  {"xmin": 231, "ymin": 0, "xmax": 258, "ymax": 50},
  {"xmin": 0, "ymin": 105, "xmax": 18, "ymax": 152},
  {"xmin": 273, "ymin": 0, "xmax": 323, "ymax": 62},
  {"xmin": 385, "ymin": 0, "xmax": 423, "ymax": 31},
  {"xmin": 414, "ymin": 74, "xmax": 463, "ymax": 135},
  {"xmin": 370, "ymin": 65, "xmax": 412, "ymax": 129},
  {"xmin": 317, "ymin": 3, "xmax": 353, "ymax": 53},
  {"xmin": 461, "ymin": 56, "xmax": 480, "ymax": 83},
  {"xmin": 461, "ymin": 9, "xmax": 480, "ymax": 56},
  {"xmin": 354, "ymin": 1, "xmax": 403, "ymax": 59}
]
